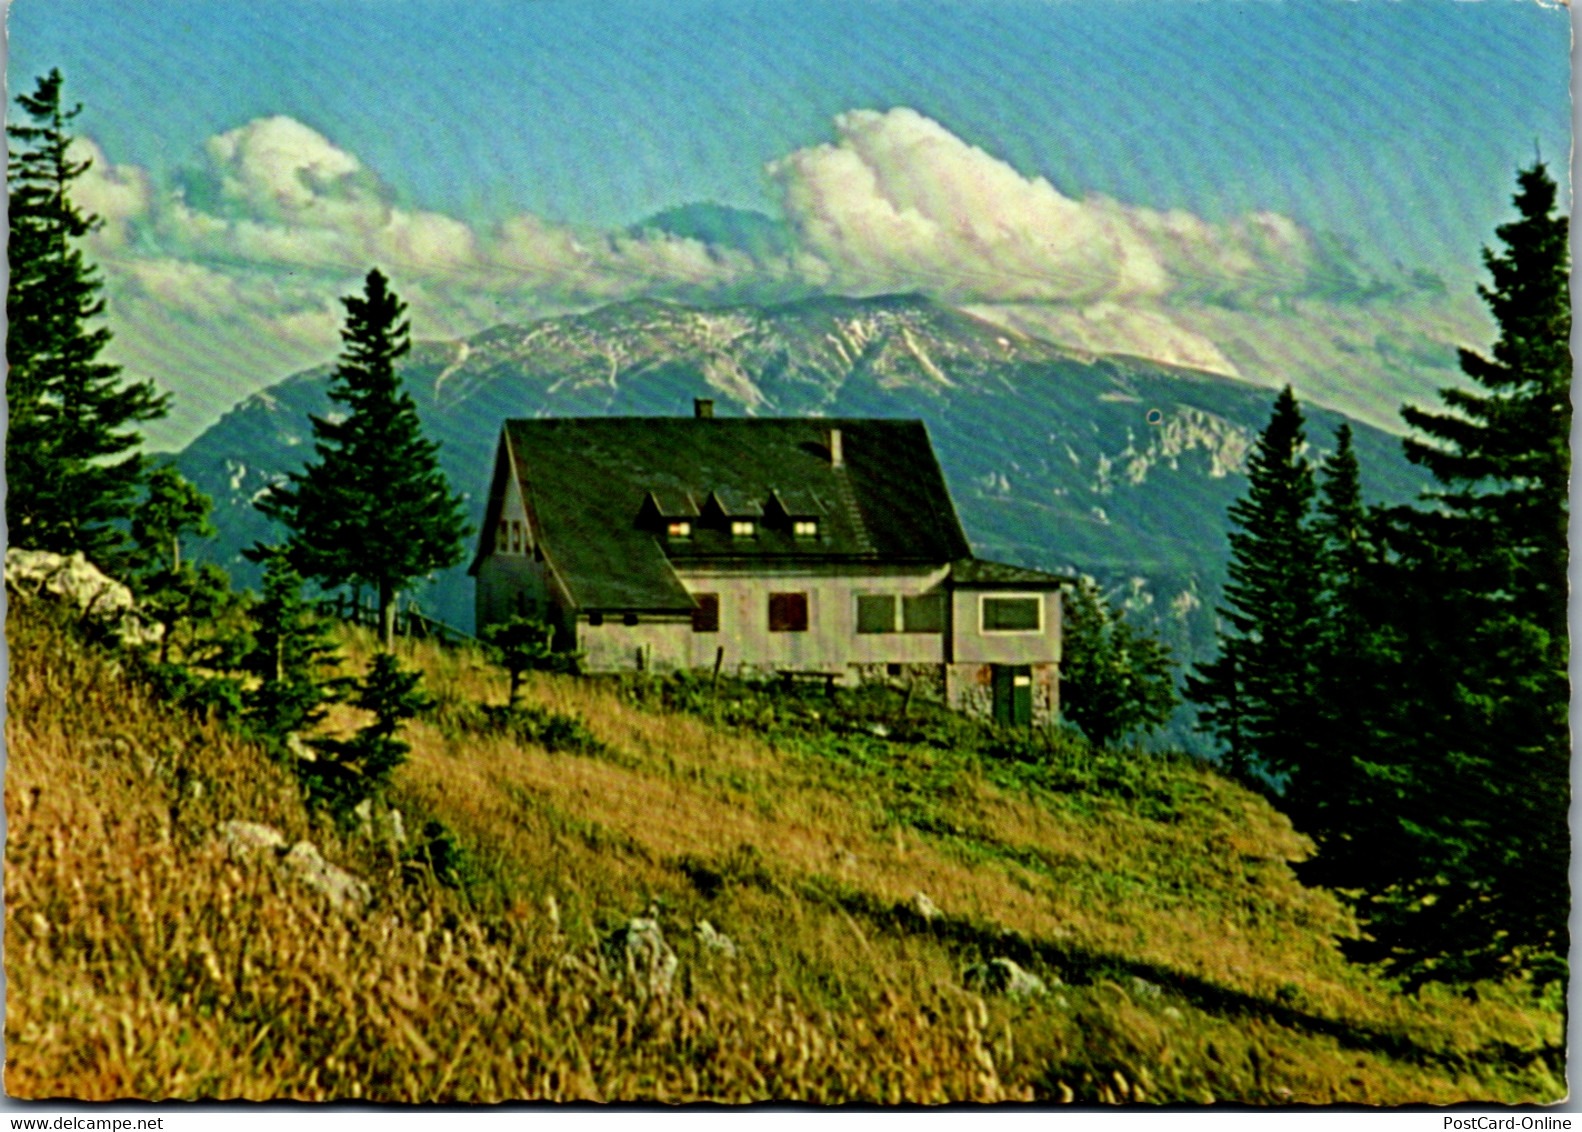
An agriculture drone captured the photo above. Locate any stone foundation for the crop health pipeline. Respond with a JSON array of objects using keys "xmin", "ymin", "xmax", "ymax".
[
  {"xmin": 849, "ymin": 662, "xmax": 946, "ymax": 702},
  {"xmin": 946, "ymin": 662, "xmax": 1060, "ymax": 726},
  {"xmin": 1031, "ymin": 663, "xmax": 1059, "ymax": 725},
  {"xmin": 946, "ymin": 663, "xmax": 996, "ymax": 719}
]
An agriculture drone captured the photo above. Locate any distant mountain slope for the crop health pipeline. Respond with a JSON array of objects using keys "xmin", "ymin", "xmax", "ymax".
[{"xmin": 176, "ymin": 293, "xmax": 1428, "ymax": 746}]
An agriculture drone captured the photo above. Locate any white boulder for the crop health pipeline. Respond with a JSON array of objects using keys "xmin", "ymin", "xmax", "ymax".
[
  {"xmin": 218, "ymin": 820, "xmax": 288, "ymax": 855},
  {"xmin": 5, "ymin": 548, "xmax": 162, "ymax": 648},
  {"xmin": 964, "ymin": 957, "xmax": 1050, "ymax": 999},
  {"xmin": 283, "ymin": 841, "xmax": 373, "ymax": 914},
  {"xmin": 694, "ymin": 919, "xmax": 739, "ymax": 958},
  {"xmin": 606, "ymin": 916, "xmax": 679, "ymax": 995}
]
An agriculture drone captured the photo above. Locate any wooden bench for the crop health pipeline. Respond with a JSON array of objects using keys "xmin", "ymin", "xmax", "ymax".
[{"xmin": 776, "ymin": 670, "xmax": 843, "ymax": 695}]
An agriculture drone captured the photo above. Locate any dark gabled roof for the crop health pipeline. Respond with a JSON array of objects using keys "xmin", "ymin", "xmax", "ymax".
[
  {"xmin": 767, "ymin": 487, "xmax": 826, "ymax": 517},
  {"xmin": 498, "ymin": 417, "xmax": 972, "ymax": 611},
  {"xmin": 950, "ymin": 557, "xmax": 1074, "ymax": 588},
  {"xmin": 646, "ymin": 488, "xmax": 700, "ymax": 517},
  {"xmin": 707, "ymin": 487, "xmax": 764, "ymax": 517}
]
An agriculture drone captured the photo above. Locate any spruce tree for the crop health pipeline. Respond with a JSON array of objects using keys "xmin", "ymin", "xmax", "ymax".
[
  {"xmin": 127, "ymin": 465, "xmax": 229, "ymax": 665},
  {"xmin": 7, "ymin": 69, "xmax": 167, "ymax": 560},
  {"xmin": 305, "ymin": 653, "xmax": 430, "ymax": 815},
  {"xmin": 480, "ymin": 614, "xmax": 556, "ymax": 710},
  {"xmin": 240, "ymin": 546, "xmax": 343, "ymax": 750},
  {"xmin": 1186, "ymin": 386, "xmax": 1324, "ymax": 782},
  {"xmin": 131, "ymin": 465, "xmax": 215, "ymax": 574},
  {"xmin": 258, "ymin": 269, "xmax": 469, "ymax": 649},
  {"xmin": 1345, "ymin": 164, "xmax": 1572, "ymax": 985},
  {"xmin": 1059, "ymin": 578, "xmax": 1178, "ymax": 748},
  {"xmin": 1400, "ymin": 162, "xmax": 1570, "ymax": 642},
  {"xmin": 1289, "ymin": 425, "xmax": 1385, "ymax": 866}
]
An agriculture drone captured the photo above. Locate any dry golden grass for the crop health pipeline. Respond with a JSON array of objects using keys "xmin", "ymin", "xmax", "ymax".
[{"xmin": 5, "ymin": 609, "xmax": 1565, "ymax": 1103}]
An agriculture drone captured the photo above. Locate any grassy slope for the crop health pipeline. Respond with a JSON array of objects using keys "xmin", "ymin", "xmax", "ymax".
[{"xmin": 5, "ymin": 607, "xmax": 1564, "ymax": 1103}]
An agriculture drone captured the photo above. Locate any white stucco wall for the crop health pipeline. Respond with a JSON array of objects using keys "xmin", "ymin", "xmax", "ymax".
[
  {"xmin": 673, "ymin": 563, "xmax": 951, "ymax": 675},
  {"xmin": 568, "ymin": 564, "xmax": 954, "ymax": 675}
]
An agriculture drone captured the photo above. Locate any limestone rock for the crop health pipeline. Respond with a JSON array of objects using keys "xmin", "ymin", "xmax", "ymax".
[
  {"xmin": 694, "ymin": 919, "xmax": 738, "ymax": 958},
  {"xmin": 964, "ymin": 957, "xmax": 1049, "ymax": 999},
  {"xmin": 5, "ymin": 548, "xmax": 162, "ymax": 648},
  {"xmin": 606, "ymin": 916, "xmax": 678, "ymax": 994},
  {"xmin": 219, "ymin": 820, "xmax": 287, "ymax": 856},
  {"xmin": 1130, "ymin": 976, "xmax": 1163, "ymax": 1001},
  {"xmin": 285, "ymin": 732, "xmax": 318, "ymax": 762},
  {"xmin": 913, "ymin": 892, "xmax": 941, "ymax": 922},
  {"xmin": 283, "ymin": 841, "xmax": 372, "ymax": 914},
  {"xmin": 353, "ymin": 798, "xmax": 408, "ymax": 847},
  {"xmin": 215, "ymin": 821, "xmax": 371, "ymax": 914}
]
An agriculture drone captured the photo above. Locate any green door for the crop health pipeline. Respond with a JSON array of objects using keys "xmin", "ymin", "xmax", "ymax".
[{"xmin": 992, "ymin": 665, "xmax": 1033, "ymax": 726}]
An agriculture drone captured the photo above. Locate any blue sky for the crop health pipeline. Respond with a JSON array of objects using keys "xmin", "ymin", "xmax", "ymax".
[
  {"xmin": 14, "ymin": 0, "xmax": 1569, "ymax": 268},
  {"xmin": 7, "ymin": 0, "xmax": 1573, "ymax": 447}
]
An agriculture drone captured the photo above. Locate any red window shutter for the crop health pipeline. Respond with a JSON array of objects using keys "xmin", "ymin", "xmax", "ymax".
[
  {"xmin": 769, "ymin": 592, "xmax": 808, "ymax": 632},
  {"xmin": 692, "ymin": 593, "xmax": 720, "ymax": 633}
]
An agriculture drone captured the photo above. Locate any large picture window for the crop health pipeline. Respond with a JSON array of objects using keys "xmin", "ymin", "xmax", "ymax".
[
  {"xmin": 769, "ymin": 592, "xmax": 809, "ymax": 632},
  {"xmin": 902, "ymin": 593, "xmax": 946, "ymax": 633},
  {"xmin": 982, "ymin": 595, "xmax": 1042, "ymax": 632},
  {"xmin": 856, "ymin": 594, "xmax": 896, "ymax": 634}
]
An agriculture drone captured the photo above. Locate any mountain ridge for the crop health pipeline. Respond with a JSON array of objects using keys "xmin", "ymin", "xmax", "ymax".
[{"xmin": 175, "ymin": 292, "xmax": 1430, "ymax": 748}]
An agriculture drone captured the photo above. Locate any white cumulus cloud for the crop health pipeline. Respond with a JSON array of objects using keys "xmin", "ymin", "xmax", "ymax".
[
  {"xmin": 768, "ymin": 107, "xmax": 1328, "ymax": 307},
  {"xmin": 68, "ymin": 107, "xmax": 1463, "ymax": 451},
  {"xmin": 769, "ymin": 108, "xmax": 1170, "ymax": 304},
  {"xmin": 67, "ymin": 137, "xmax": 152, "ymax": 247}
]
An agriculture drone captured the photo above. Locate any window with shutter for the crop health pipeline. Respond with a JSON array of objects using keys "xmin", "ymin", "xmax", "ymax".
[{"xmin": 768, "ymin": 592, "xmax": 809, "ymax": 632}]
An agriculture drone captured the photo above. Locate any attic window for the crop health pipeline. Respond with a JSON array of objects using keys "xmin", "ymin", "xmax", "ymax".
[
  {"xmin": 792, "ymin": 520, "xmax": 818, "ymax": 538},
  {"xmin": 730, "ymin": 520, "xmax": 756, "ymax": 538},
  {"xmin": 511, "ymin": 520, "xmax": 523, "ymax": 554},
  {"xmin": 667, "ymin": 521, "xmax": 692, "ymax": 538}
]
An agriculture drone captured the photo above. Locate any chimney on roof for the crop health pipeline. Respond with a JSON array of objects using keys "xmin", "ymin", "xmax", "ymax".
[
  {"xmin": 694, "ymin": 398, "xmax": 715, "ymax": 419},
  {"xmin": 828, "ymin": 427, "xmax": 844, "ymax": 468}
]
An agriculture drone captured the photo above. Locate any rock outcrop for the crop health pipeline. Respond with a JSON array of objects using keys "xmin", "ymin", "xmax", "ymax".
[
  {"xmin": 963, "ymin": 957, "xmax": 1050, "ymax": 999},
  {"xmin": 216, "ymin": 820, "xmax": 372, "ymax": 915},
  {"xmin": 694, "ymin": 920, "xmax": 738, "ymax": 958},
  {"xmin": 605, "ymin": 916, "xmax": 679, "ymax": 995},
  {"xmin": 6, "ymin": 548, "xmax": 165, "ymax": 648}
]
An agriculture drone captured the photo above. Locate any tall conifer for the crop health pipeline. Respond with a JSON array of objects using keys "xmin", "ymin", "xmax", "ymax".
[
  {"xmin": 1290, "ymin": 425, "xmax": 1382, "ymax": 869},
  {"xmin": 1347, "ymin": 163, "xmax": 1572, "ymax": 984},
  {"xmin": 1186, "ymin": 386, "xmax": 1324, "ymax": 782},
  {"xmin": 258, "ymin": 269, "xmax": 469, "ymax": 649},
  {"xmin": 7, "ymin": 69, "xmax": 167, "ymax": 560},
  {"xmin": 1060, "ymin": 578, "xmax": 1178, "ymax": 748}
]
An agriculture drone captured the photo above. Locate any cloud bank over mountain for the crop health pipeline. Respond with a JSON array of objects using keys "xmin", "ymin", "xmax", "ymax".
[
  {"xmin": 78, "ymin": 107, "xmax": 1474, "ymax": 448},
  {"xmin": 768, "ymin": 107, "xmax": 1320, "ymax": 307}
]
